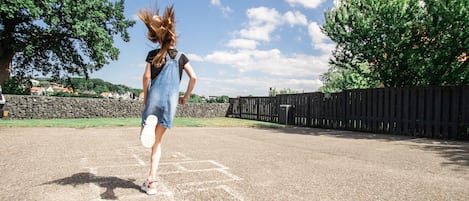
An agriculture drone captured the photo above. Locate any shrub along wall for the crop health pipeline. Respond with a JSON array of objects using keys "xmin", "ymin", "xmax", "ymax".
[{"xmin": 3, "ymin": 95, "xmax": 229, "ymax": 119}]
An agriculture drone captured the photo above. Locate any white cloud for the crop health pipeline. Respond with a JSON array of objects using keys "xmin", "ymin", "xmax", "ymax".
[
  {"xmin": 132, "ymin": 14, "xmax": 140, "ymax": 21},
  {"xmin": 238, "ymin": 7, "xmax": 308, "ymax": 42},
  {"xmin": 308, "ymin": 22, "xmax": 335, "ymax": 53},
  {"xmin": 308, "ymin": 22, "xmax": 327, "ymax": 44},
  {"xmin": 211, "ymin": 0, "xmax": 221, "ymax": 6},
  {"xmin": 286, "ymin": 0, "xmax": 327, "ymax": 9},
  {"xmin": 333, "ymin": 0, "xmax": 341, "ymax": 8},
  {"xmin": 138, "ymin": 62, "xmax": 146, "ymax": 68},
  {"xmin": 194, "ymin": 76, "xmax": 323, "ymax": 97},
  {"xmin": 246, "ymin": 7, "xmax": 281, "ymax": 25},
  {"xmin": 204, "ymin": 49, "xmax": 329, "ymax": 77},
  {"xmin": 185, "ymin": 53, "xmax": 204, "ymax": 62},
  {"xmin": 238, "ymin": 7, "xmax": 282, "ymax": 41},
  {"xmin": 188, "ymin": 6, "xmax": 336, "ymax": 96},
  {"xmin": 239, "ymin": 24, "xmax": 277, "ymax": 42},
  {"xmin": 227, "ymin": 39, "xmax": 258, "ymax": 49},
  {"xmin": 210, "ymin": 0, "xmax": 233, "ymax": 17},
  {"xmin": 284, "ymin": 11, "xmax": 308, "ymax": 26}
]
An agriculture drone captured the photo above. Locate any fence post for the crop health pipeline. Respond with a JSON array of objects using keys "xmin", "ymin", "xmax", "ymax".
[
  {"xmin": 343, "ymin": 91, "xmax": 347, "ymax": 130},
  {"xmin": 307, "ymin": 94, "xmax": 312, "ymax": 127},
  {"xmin": 256, "ymin": 97, "xmax": 260, "ymax": 121}
]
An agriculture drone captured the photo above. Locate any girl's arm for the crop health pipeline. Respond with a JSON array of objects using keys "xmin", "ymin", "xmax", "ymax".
[
  {"xmin": 179, "ymin": 62, "xmax": 197, "ymax": 105},
  {"xmin": 142, "ymin": 63, "xmax": 151, "ymax": 105}
]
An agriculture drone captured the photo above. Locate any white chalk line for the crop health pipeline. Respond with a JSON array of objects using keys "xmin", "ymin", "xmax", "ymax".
[
  {"xmin": 219, "ymin": 185, "xmax": 246, "ymax": 201},
  {"xmin": 79, "ymin": 157, "xmax": 88, "ymax": 169},
  {"xmin": 173, "ymin": 152, "xmax": 193, "ymax": 160},
  {"xmin": 131, "ymin": 153, "xmax": 146, "ymax": 166},
  {"xmin": 84, "ymin": 147, "xmax": 243, "ymax": 200},
  {"xmin": 127, "ymin": 146, "xmax": 146, "ymax": 166},
  {"xmin": 158, "ymin": 181, "xmax": 176, "ymax": 201},
  {"xmin": 85, "ymin": 159, "xmax": 244, "ymax": 184},
  {"xmin": 88, "ymin": 167, "xmax": 102, "ymax": 200},
  {"xmin": 87, "ymin": 159, "xmax": 227, "ymax": 170},
  {"xmin": 216, "ymin": 168, "xmax": 242, "ymax": 181},
  {"xmin": 79, "ymin": 158, "xmax": 102, "ymax": 200},
  {"xmin": 159, "ymin": 159, "xmax": 227, "ymax": 167},
  {"xmin": 174, "ymin": 163, "xmax": 187, "ymax": 171},
  {"xmin": 180, "ymin": 185, "xmax": 245, "ymax": 201},
  {"xmin": 176, "ymin": 178, "xmax": 241, "ymax": 187}
]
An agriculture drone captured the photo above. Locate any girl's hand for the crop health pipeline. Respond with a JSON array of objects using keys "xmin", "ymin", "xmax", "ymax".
[{"xmin": 178, "ymin": 96, "xmax": 187, "ymax": 105}]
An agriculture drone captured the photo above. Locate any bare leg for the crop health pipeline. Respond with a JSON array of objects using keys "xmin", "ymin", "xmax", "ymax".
[{"xmin": 147, "ymin": 125, "xmax": 167, "ymax": 188}]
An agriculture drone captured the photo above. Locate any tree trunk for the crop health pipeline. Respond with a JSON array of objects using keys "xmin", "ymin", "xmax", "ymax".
[
  {"xmin": 0, "ymin": 50, "xmax": 13, "ymax": 85},
  {"xmin": 0, "ymin": 18, "xmax": 16, "ymax": 85}
]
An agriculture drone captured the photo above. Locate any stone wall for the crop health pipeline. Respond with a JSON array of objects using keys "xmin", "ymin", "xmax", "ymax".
[{"xmin": 3, "ymin": 95, "xmax": 230, "ymax": 119}]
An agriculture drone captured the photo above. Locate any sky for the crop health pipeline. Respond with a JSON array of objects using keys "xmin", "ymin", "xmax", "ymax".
[{"xmin": 90, "ymin": 0, "xmax": 338, "ymax": 97}]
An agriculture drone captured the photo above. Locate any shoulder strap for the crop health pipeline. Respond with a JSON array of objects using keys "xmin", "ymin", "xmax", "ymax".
[
  {"xmin": 165, "ymin": 51, "xmax": 183, "ymax": 61},
  {"xmin": 174, "ymin": 52, "xmax": 183, "ymax": 61}
]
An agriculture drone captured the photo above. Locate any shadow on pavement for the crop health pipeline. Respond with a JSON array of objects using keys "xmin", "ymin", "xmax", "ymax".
[
  {"xmin": 42, "ymin": 172, "xmax": 142, "ymax": 200},
  {"xmin": 259, "ymin": 126, "xmax": 469, "ymax": 169},
  {"xmin": 412, "ymin": 143, "xmax": 469, "ymax": 170}
]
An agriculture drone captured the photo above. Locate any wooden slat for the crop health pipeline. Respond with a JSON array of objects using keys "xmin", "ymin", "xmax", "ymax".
[
  {"xmin": 441, "ymin": 88, "xmax": 450, "ymax": 137},
  {"xmin": 425, "ymin": 87, "xmax": 434, "ymax": 138},
  {"xmin": 450, "ymin": 86, "xmax": 460, "ymax": 139},
  {"xmin": 372, "ymin": 89, "xmax": 378, "ymax": 132},
  {"xmin": 395, "ymin": 88, "xmax": 403, "ymax": 134},
  {"xmin": 463, "ymin": 85, "xmax": 469, "ymax": 140},
  {"xmin": 417, "ymin": 87, "xmax": 425, "ymax": 137},
  {"xmin": 434, "ymin": 87, "xmax": 442, "ymax": 138},
  {"xmin": 383, "ymin": 88, "xmax": 390, "ymax": 133},
  {"xmin": 402, "ymin": 88, "xmax": 410, "ymax": 136},
  {"xmin": 389, "ymin": 88, "xmax": 397, "ymax": 133},
  {"xmin": 409, "ymin": 87, "xmax": 417, "ymax": 136},
  {"xmin": 366, "ymin": 89, "xmax": 372, "ymax": 131}
]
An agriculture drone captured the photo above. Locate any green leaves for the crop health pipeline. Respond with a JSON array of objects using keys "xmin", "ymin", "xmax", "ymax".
[
  {"xmin": 322, "ymin": 0, "xmax": 468, "ymax": 87},
  {"xmin": 1, "ymin": 0, "xmax": 135, "ymax": 81},
  {"xmin": 320, "ymin": 62, "xmax": 380, "ymax": 93},
  {"xmin": 0, "ymin": 0, "xmax": 41, "ymax": 19}
]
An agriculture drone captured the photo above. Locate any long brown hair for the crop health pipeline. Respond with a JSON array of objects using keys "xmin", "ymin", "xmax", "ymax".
[{"xmin": 138, "ymin": 5, "xmax": 177, "ymax": 68}]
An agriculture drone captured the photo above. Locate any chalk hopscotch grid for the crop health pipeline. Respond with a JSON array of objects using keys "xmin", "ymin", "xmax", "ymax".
[{"xmin": 80, "ymin": 149, "xmax": 245, "ymax": 201}]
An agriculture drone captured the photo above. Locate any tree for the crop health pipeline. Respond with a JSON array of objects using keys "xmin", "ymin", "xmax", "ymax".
[
  {"xmin": 320, "ymin": 62, "xmax": 380, "ymax": 93},
  {"xmin": 0, "ymin": 0, "xmax": 135, "ymax": 84},
  {"xmin": 269, "ymin": 88, "xmax": 300, "ymax": 96},
  {"xmin": 179, "ymin": 92, "xmax": 204, "ymax": 103},
  {"xmin": 2, "ymin": 76, "xmax": 30, "ymax": 95},
  {"xmin": 322, "ymin": 0, "xmax": 468, "ymax": 87},
  {"xmin": 206, "ymin": 95, "xmax": 230, "ymax": 103}
]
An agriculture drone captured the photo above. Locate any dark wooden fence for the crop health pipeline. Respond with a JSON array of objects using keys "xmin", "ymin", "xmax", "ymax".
[{"xmin": 228, "ymin": 85, "xmax": 469, "ymax": 140}]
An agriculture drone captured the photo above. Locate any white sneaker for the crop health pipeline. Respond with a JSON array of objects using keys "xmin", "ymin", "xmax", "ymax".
[
  {"xmin": 141, "ymin": 179, "xmax": 158, "ymax": 195},
  {"xmin": 140, "ymin": 115, "xmax": 157, "ymax": 148}
]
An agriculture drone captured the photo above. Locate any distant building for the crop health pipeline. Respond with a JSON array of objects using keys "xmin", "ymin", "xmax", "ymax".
[
  {"xmin": 45, "ymin": 87, "xmax": 54, "ymax": 95},
  {"xmin": 29, "ymin": 79, "xmax": 40, "ymax": 87},
  {"xmin": 30, "ymin": 87, "xmax": 44, "ymax": 95},
  {"xmin": 52, "ymin": 86, "xmax": 73, "ymax": 93},
  {"xmin": 101, "ymin": 92, "xmax": 113, "ymax": 98}
]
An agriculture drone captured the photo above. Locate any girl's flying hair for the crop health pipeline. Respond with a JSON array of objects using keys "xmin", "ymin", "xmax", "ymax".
[{"xmin": 138, "ymin": 5, "xmax": 177, "ymax": 68}]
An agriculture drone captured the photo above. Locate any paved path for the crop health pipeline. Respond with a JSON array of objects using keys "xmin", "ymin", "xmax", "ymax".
[{"xmin": 1, "ymin": 126, "xmax": 468, "ymax": 200}]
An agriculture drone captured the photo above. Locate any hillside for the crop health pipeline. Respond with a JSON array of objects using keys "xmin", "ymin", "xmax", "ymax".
[
  {"xmin": 2, "ymin": 77, "xmax": 142, "ymax": 98},
  {"xmin": 54, "ymin": 77, "xmax": 142, "ymax": 95}
]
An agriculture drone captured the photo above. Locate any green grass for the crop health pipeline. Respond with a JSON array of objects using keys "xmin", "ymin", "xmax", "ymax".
[{"xmin": 0, "ymin": 117, "xmax": 283, "ymax": 128}]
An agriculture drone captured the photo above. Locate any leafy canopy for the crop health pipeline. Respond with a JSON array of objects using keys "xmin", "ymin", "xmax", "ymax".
[
  {"xmin": 320, "ymin": 62, "xmax": 380, "ymax": 93},
  {"xmin": 322, "ymin": 0, "xmax": 468, "ymax": 87},
  {"xmin": 0, "ymin": 0, "xmax": 135, "ymax": 80}
]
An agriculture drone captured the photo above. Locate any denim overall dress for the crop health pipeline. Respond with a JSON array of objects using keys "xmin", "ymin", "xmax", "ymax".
[{"xmin": 141, "ymin": 52, "xmax": 182, "ymax": 129}]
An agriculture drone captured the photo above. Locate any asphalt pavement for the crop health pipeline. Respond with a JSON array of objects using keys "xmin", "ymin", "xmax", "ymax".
[{"xmin": 1, "ymin": 126, "xmax": 468, "ymax": 201}]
